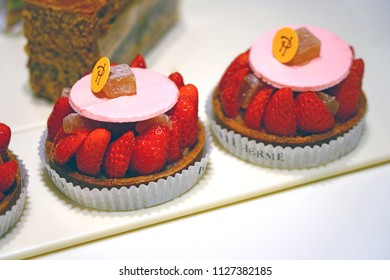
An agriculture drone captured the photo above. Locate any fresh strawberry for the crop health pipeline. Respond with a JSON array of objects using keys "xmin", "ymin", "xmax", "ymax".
[
  {"xmin": 130, "ymin": 54, "xmax": 147, "ymax": 68},
  {"xmin": 54, "ymin": 126, "xmax": 67, "ymax": 146},
  {"xmin": 0, "ymin": 160, "xmax": 18, "ymax": 193},
  {"xmin": 331, "ymin": 58, "xmax": 364, "ymax": 122},
  {"xmin": 167, "ymin": 115, "xmax": 182, "ymax": 163},
  {"xmin": 219, "ymin": 50, "xmax": 250, "ymax": 92},
  {"xmin": 168, "ymin": 95, "xmax": 198, "ymax": 149},
  {"xmin": 169, "ymin": 72, "xmax": 184, "ymax": 88},
  {"xmin": 220, "ymin": 67, "xmax": 250, "ymax": 118},
  {"xmin": 264, "ymin": 87, "xmax": 296, "ymax": 136},
  {"xmin": 76, "ymin": 128, "xmax": 111, "ymax": 176},
  {"xmin": 47, "ymin": 97, "xmax": 75, "ymax": 140},
  {"xmin": 103, "ymin": 130, "xmax": 135, "ymax": 178},
  {"xmin": 54, "ymin": 129, "xmax": 88, "ymax": 165},
  {"xmin": 179, "ymin": 84, "xmax": 198, "ymax": 111},
  {"xmin": 244, "ymin": 86, "xmax": 274, "ymax": 130},
  {"xmin": 295, "ymin": 92, "xmax": 334, "ymax": 133},
  {"xmin": 0, "ymin": 123, "xmax": 11, "ymax": 157},
  {"xmin": 130, "ymin": 124, "xmax": 170, "ymax": 175}
]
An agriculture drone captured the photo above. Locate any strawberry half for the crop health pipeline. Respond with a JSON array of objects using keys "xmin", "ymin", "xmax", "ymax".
[
  {"xmin": 295, "ymin": 92, "xmax": 334, "ymax": 133},
  {"xmin": 167, "ymin": 115, "xmax": 182, "ymax": 163},
  {"xmin": 220, "ymin": 67, "xmax": 250, "ymax": 118},
  {"xmin": 169, "ymin": 72, "xmax": 185, "ymax": 88},
  {"xmin": 263, "ymin": 87, "xmax": 297, "ymax": 136},
  {"xmin": 168, "ymin": 94, "xmax": 198, "ymax": 149},
  {"xmin": 0, "ymin": 160, "xmax": 18, "ymax": 193},
  {"xmin": 47, "ymin": 97, "xmax": 75, "ymax": 140},
  {"xmin": 331, "ymin": 58, "xmax": 364, "ymax": 122},
  {"xmin": 103, "ymin": 130, "xmax": 135, "ymax": 178},
  {"xmin": 130, "ymin": 124, "xmax": 170, "ymax": 175},
  {"xmin": 76, "ymin": 128, "xmax": 111, "ymax": 176},
  {"xmin": 54, "ymin": 129, "xmax": 88, "ymax": 165},
  {"xmin": 130, "ymin": 54, "xmax": 147, "ymax": 68},
  {"xmin": 218, "ymin": 50, "xmax": 250, "ymax": 92},
  {"xmin": 244, "ymin": 86, "xmax": 274, "ymax": 130},
  {"xmin": 178, "ymin": 83, "xmax": 198, "ymax": 112},
  {"xmin": 0, "ymin": 123, "xmax": 11, "ymax": 158}
]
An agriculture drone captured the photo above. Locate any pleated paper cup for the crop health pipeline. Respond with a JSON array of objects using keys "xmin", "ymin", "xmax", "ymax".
[
  {"xmin": 0, "ymin": 156, "xmax": 29, "ymax": 237},
  {"xmin": 211, "ymin": 118, "xmax": 364, "ymax": 169},
  {"xmin": 39, "ymin": 127, "xmax": 212, "ymax": 211}
]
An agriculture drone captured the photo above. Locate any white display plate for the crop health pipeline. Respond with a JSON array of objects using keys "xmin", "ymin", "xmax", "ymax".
[{"xmin": 1, "ymin": 0, "xmax": 390, "ymax": 260}]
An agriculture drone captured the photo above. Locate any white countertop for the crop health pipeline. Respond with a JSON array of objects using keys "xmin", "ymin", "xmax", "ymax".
[{"xmin": 0, "ymin": 0, "xmax": 389, "ymax": 260}]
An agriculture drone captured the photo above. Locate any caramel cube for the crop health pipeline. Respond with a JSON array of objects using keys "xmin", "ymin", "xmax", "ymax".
[
  {"xmin": 102, "ymin": 64, "xmax": 137, "ymax": 98},
  {"xmin": 288, "ymin": 27, "xmax": 321, "ymax": 65}
]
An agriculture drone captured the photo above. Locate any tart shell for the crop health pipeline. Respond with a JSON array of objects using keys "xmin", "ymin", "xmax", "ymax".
[{"xmin": 40, "ymin": 121, "xmax": 211, "ymax": 210}]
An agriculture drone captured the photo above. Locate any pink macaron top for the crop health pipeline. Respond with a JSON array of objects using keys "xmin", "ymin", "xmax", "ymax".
[
  {"xmin": 69, "ymin": 67, "xmax": 179, "ymax": 123},
  {"xmin": 249, "ymin": 25, "xmax": 353, "ymax": 92}
]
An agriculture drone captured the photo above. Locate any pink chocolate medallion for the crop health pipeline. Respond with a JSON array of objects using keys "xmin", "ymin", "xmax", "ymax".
[
  {"xmin": 69, "ymin": 68, "xmax": 179, "ymax": 122},
  {"xmin": 249, "ymin": 26, "xmax": 353, "ymax": 92}
]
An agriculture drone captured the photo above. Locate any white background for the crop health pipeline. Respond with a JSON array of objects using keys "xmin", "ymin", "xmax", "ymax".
[{"xmin": 0, "ymin": 0, "xmax": 389, "ymax": 260}]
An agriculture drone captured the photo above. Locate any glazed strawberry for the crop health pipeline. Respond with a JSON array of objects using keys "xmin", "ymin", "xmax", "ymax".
[
  {"xmin": 179, "ymin": 83, "xmax": 198, "ymax": 111},
  {"xmin": 244, "ymin": 86, "xmax": 274, "ymax": 130},
  {"xmin": 103, "ymin": 130, "xmax": 135, "ymax": 178},
  {"xmin": 264, "ymin": 88, "xmax": 296, "ymax": 136},
  {"xmin": 76, "ymin": 128, "xmax": 111, "ymax": 176},
  {"xmin": 331, "ymin": 58, "xmax": 364, "ymax": 122},
  {"xmin": 54, "ymin": 129, "xmax": 88, "ymax": 165},
  {"xmin": 220, "ymin": 67, "xmax": 250, "ymax": 118},
  {"xmin": 130, "ymin": 124, "xmax": 170, "ymax": 175},
  {"xmin": 167, "ymin": 115, "xmax": 182, "ymax": 163},
  {"xmin": 0, "ymin": 123, "xmax": 11, "ymax": 157},
  {"xmin": 47, "ymin": 97, "xmax": 75, "ymax": 140},
  {"xmin": 169, "ymin": 95, "xmax": 198, "ymax": 149},
  {"xmin": 169, "ymin": 72, "xmax": 185, "ymax": 88},
  {"xmin": 219, "ymin": 50, "xmax": 250, "ymax": 92},
  {"xmin": 130, "ymin": 54, "xmax": 147, "ymax": 68},
  {"xmin": 295, "ymin": 92, "xmax": 334, "ymax": 133},
  {"xmin": 0, "ymin": 160, "xmax": 18, "ymax": 193}
]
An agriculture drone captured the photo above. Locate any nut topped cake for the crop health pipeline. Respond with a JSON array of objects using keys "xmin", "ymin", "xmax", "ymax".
[
  {"xmin": 23, "ymin": 0, "xmax": 179, "ymax": 101},
  {"xmin": 212, "ymin": 25, "xmax": 366, "ymax": 168}
]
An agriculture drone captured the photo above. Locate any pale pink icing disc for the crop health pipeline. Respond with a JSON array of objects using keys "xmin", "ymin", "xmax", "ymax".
[
  {"xmin": 249, "ymin": 26, "xmax": 353, "ymax": 92},
  {"xmin": 69, "ymin": 68, "xmax": 179, "ymax": 122}
]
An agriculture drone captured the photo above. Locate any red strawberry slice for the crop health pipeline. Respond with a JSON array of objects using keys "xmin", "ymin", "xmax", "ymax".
[
  {"xmin": 331, "ymin": 58, "xmax": 364, "ymax": 122},
  {"xmin": 0, "ymin": 160, "xmax": 18, "ymax": 193},
  {"xmin": 295, "ymin": 92, "xmax": 335, "ymax": 133},
  {"xmin": 179, "ymin": 83, "xmax": 198, "ymax": 111},
  {"xmin": 167, "ymin": 115, "xmax": 182, "ymax": 163},
  {"xmin": 47, "ymin": 97, "xmax": 75, "ymax": 140},
  {"xmin": 168, "ymin": 95, "xmax": 198, "ymax": 149},
  {"xmin": 220, "ymin": 67, "xmax": 250, "ymax": 118},
  {"xmin": 76, "ymin": 128, "xmax": 111, "ymax": 176},
  {"xmin": 169, "ymin": 72, "xmax": 185, "ymax": 88},
  {"xmin": 103, "ymin": 130, "xmax": 135, "ymax": 178},
  {"xmin": 0, "ymin": 123, "xmax": 11, "ymax": 157},
  {"xmin": 219, "ymin": 50, "xmax": 250, "ymax": 92},
  {"xmin": 130, "ymin": 124, "xmax": 170, "ymax": 175},
  {"xmin": 54, "ymin": 129, "xmax": 88, "ymax": 165},
  {"xmin": 244, "ymin": 86, "xmax": 274, "ymax": 130},
  {"xmin": 130, "ymin": 54, "xmax": 147, "ymax": 68},
  {"xmin": 264, "ymin": 87, "xmax": 297, "ymax": 136}
]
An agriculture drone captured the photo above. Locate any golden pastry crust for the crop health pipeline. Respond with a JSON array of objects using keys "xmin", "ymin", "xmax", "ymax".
[
  {"xmin": 212, "ymin": 88, "xmax": 367, "ymax": 147},
  {"xmin": 0, "ymin": 150, "xmax": 22, "ymax": 216},
  {"xmin": 45, "ymin": 121, "xmax": 206, "ymax": 190}
]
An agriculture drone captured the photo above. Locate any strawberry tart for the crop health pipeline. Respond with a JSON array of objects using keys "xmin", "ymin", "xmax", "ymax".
[
  {"xmin": 0, "ymin": 122, "xmax": 28, "ymax": 238},
  {"xmin": 211, "ymin": 26, "xmax": 366, "ymax": 168},
  {"xmin": 40, "ymin": 55, "xmax": 210, "ymax": 211}
]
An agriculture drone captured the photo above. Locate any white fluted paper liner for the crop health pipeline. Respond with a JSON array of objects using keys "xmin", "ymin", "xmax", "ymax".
[
  {"xmin": 211, "ymin": 118, "xmax": 364, "ymax": 169},
  {"xmin": 38, "ymin": 127, "xmax": 211, "ymax": 211},
  {"xmin": 0, "ymin": 155, "xmax": 29, "ymax": 238}
]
